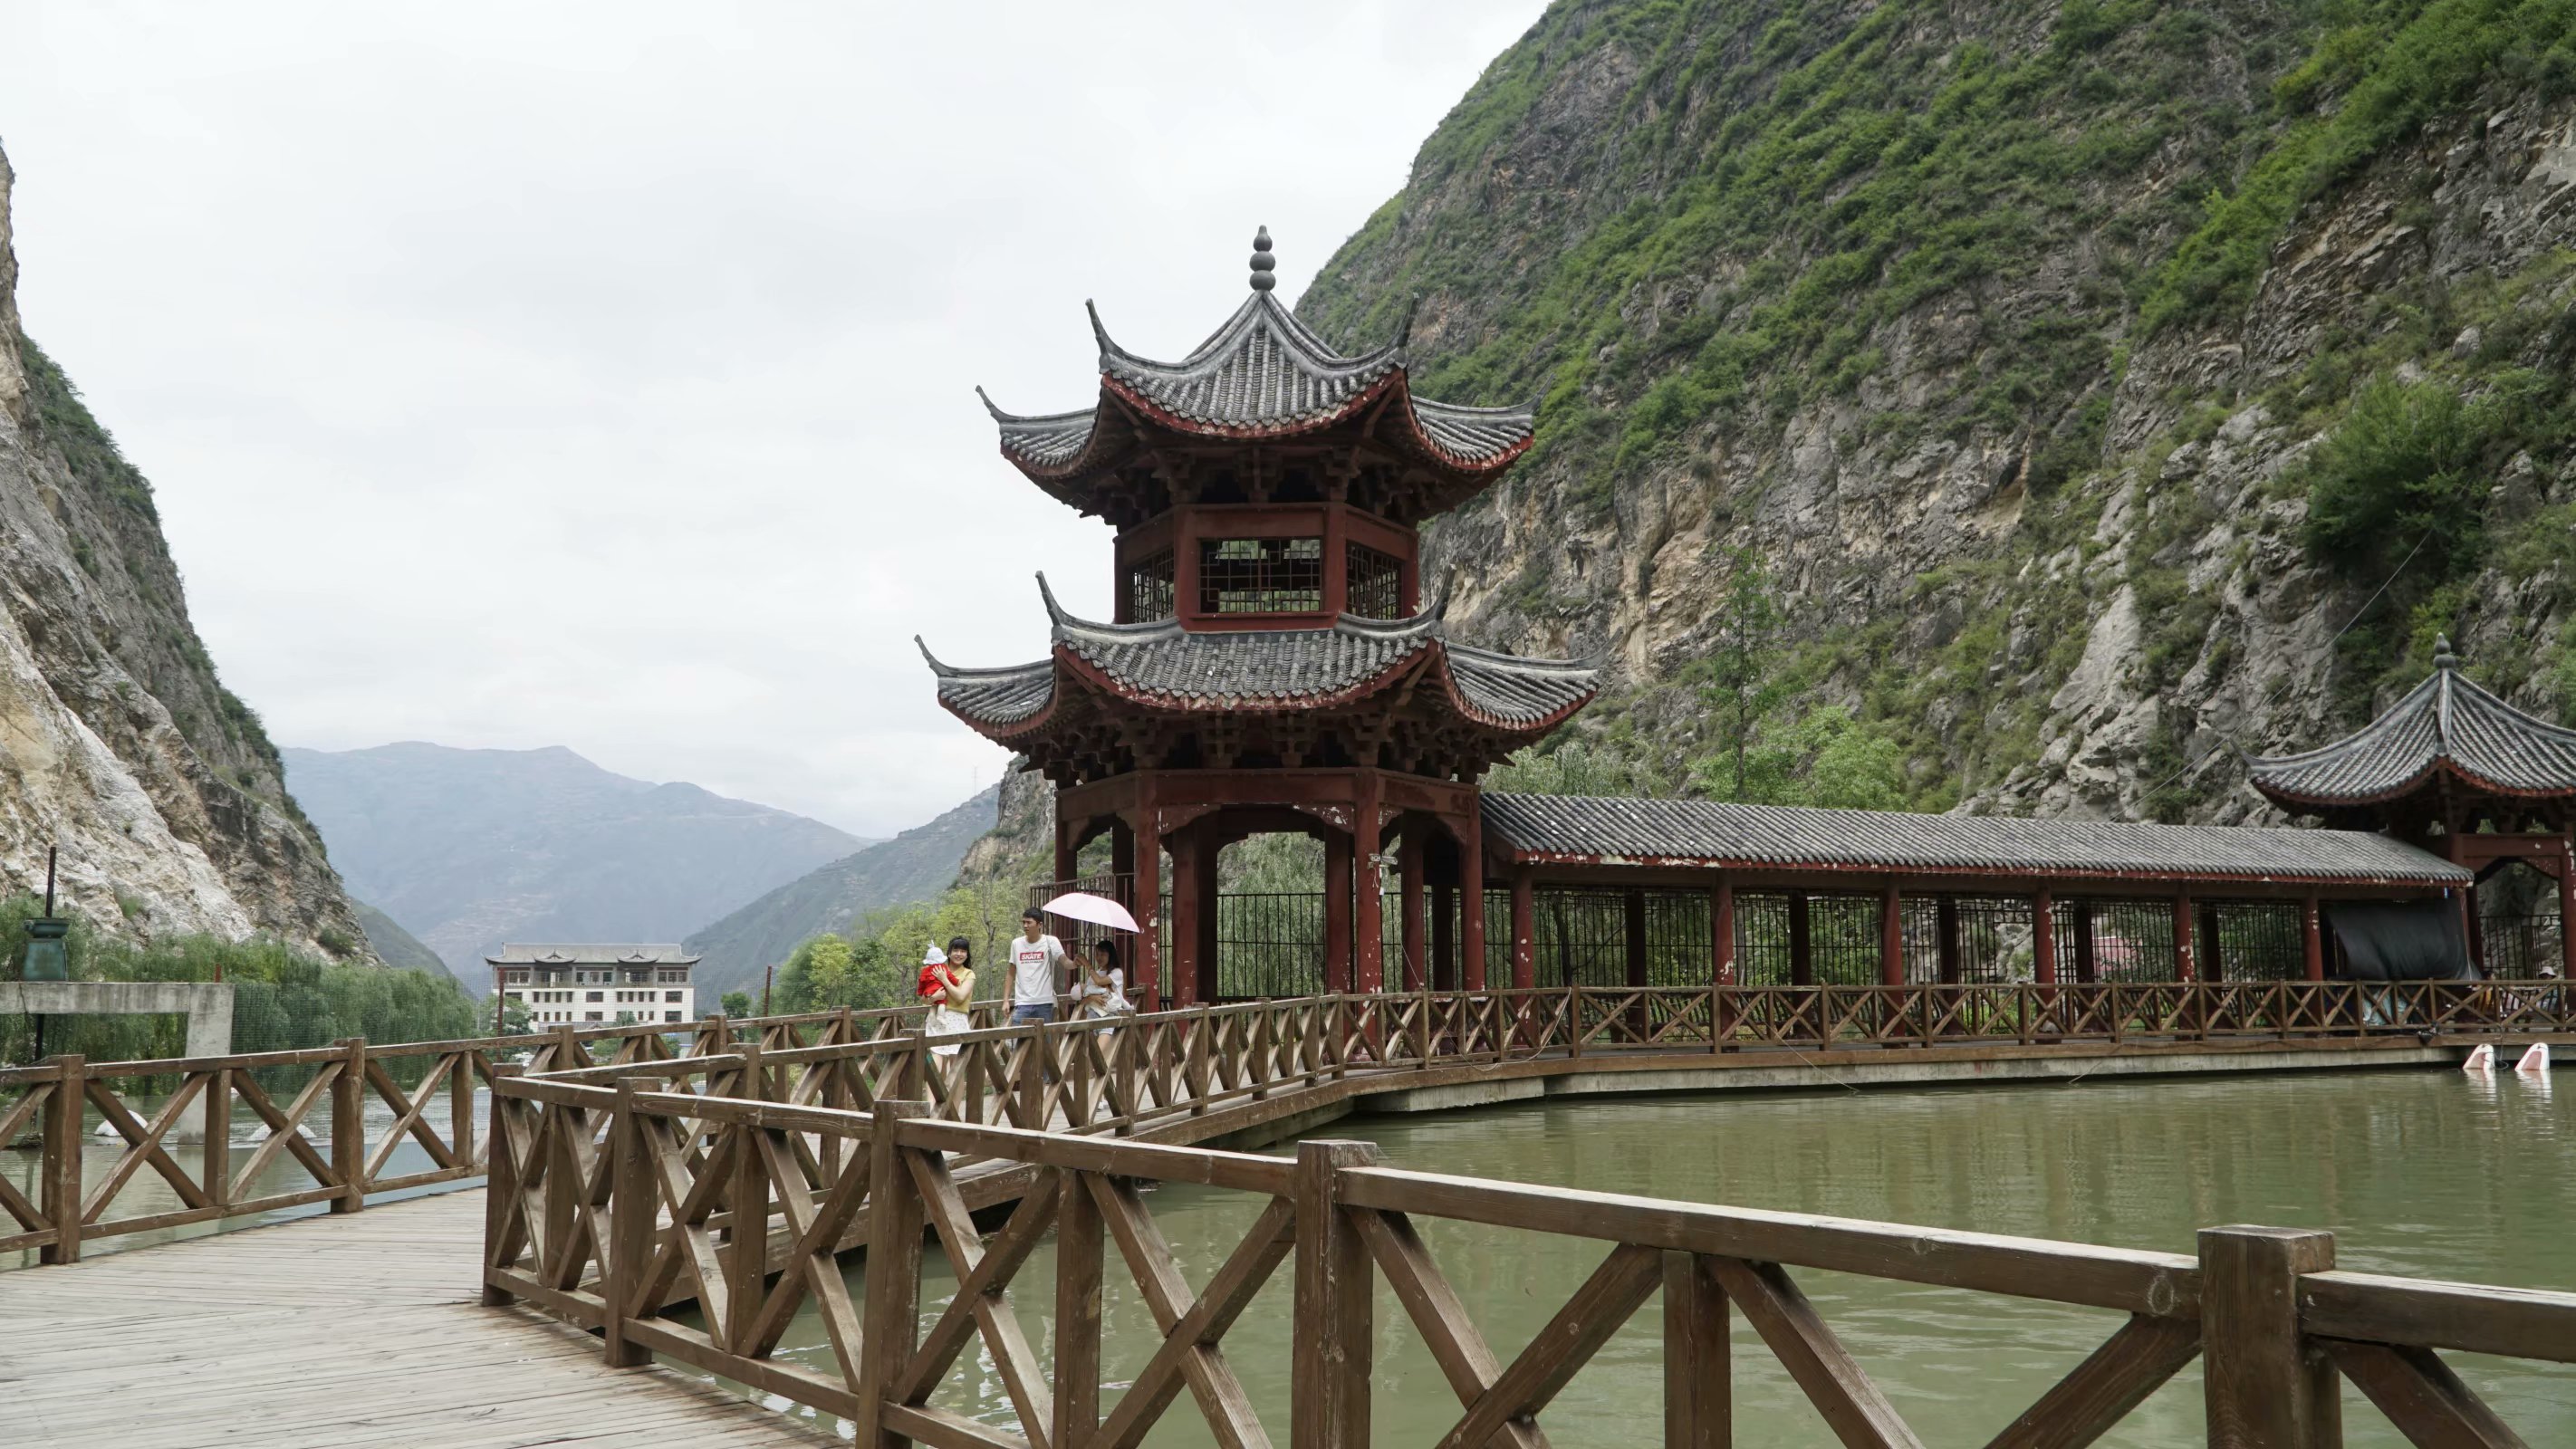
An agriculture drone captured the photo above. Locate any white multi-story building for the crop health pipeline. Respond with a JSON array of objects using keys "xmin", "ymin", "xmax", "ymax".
[{"xmin": 488, "ymin": 944, "xmax": 698, "ymax": 1027}]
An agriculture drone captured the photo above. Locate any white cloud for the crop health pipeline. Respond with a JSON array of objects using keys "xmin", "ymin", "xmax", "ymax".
[{"xmin": 1, "ymin": 0, "xmax": 1552, "ymax": 834}]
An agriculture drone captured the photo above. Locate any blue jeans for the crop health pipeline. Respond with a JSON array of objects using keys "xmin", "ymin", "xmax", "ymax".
[{"xmin": 1012, "ymin": 1003, "xmax": 1055, "ymax": 1025}]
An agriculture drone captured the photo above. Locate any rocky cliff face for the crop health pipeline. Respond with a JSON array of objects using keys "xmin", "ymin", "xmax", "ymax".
[
  {"xmin": 0, "ymin": 141, "xmax": 374, "ymax": 958},
  {"xmin": 1299, "ymin": 0, "xmax": 2576, "ymax": 822}
]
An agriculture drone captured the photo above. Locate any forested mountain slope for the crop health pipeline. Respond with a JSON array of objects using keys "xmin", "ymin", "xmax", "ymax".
[
  {"xmin": 0, "ymin": 141, "xmax": 373, "ymax": 957},
  {"xmin": 1298, "ymin": 0, "xmax": 2576, "ymax": 822}
]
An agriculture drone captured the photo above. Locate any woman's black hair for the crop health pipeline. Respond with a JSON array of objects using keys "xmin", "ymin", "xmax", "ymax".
[
  {"xmin": 1091, "ymin": 937, "xmax": 1120, "ymax": 968},
  {"xmin": 947, "ymin": 936, "xmax": 973, "ymax": 965}
]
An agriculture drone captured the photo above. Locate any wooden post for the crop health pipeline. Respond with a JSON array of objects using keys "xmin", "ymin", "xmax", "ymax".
[
  {"xmin": 1399, "ymin": 830, "xmax": 1427, "ymax": 993},
  {"xmin": 1711, "ymin": 878, "xmax": 1735, "ymax": 986},
  {"xmin": 332, "ymin": 1038, "xmax": 367, "ymax": 1214},
  {"xmin": 1459, "ymin": 803, "xmax": 1487, "ymax": 991},
  {"xmin": 1880, "ymin": 884, "xmax": 1905, "ymax": 986},
  {"xmin": 1110, "ymin": 817, "xmax": 1135, "ymax": 893},
  {"xmin": 1170, "ymin": 820, "xmax": 1206, "ymax": 1008},
  {"xmin": 2199, "ymin": 1226, "xmax": 2340, "ymax": 1448},
  {"xmin": 203, "ymin": 1066, "xmax": 232, "ymax": 1211},
  {"xmin": 1788, "ymin": 892, "xmax": 1813, "ymax": 985},
  {"xmin": 2032, "ymin": 889, "xmax": 2057, "ymax": 985},
  {"xmin": 2173, "ymin": 891, "xmax": 2196, "ymax": 982},
  {"xmin": 450, "ymin": 1050, "xmax": 475, "ymax": 1168},
  {"xmin": 1510, "ymin": 869, "xmax": 1536, "ymax": 991},
  {"xmin": 2197, "ymin": 899, "xmax": 2225, "ymax": 983},
  {"xmin": 726, "ymin": 1041, "xmax": 767, "ymax": 1352},
  {"xmin": 1192, "ymin": 828, "xmax": 1220, "ymax": 1004},
  {"xmin": 1323, "ymin": 830, "xmax": 1354, "ymax": 993},
  {"xmin": 1355, "ymin": 789, "xmax": 1385, "ymax": 993},
  {"xmin": 40, "ymin": 1054, "xmax": 82, "ymax": 1265},
  {"xmin": 1053, "ymin": 1166, "xmax": 1101, "ymax": 1449},
  {"xmin": 2302, "ymin": 896, "xmax": 2326, "ymax": 982},
  {"xmin": 604, "ymin": 1080, "xmax": 653, "ymax": 1367},
  {"xmin": 1291, "ymin": 1139, "xmax": 1381, "ymax": 1449},
  {"xmin": 1053, "ymin": 815, "xmax": 1077, "ymax": 888},
  {"xmin": 855, "ymin": 1100, "xmax": 929, "ymax": 1448},
  {"xmin": 480, "ymin": 1063, "xmax": 523, "ymax": 1305},
  {"xmin": 2072, "ymin": 901, "xmax": 2098, "ymax": 984},
  {"xmin": 1662, "ymin": 1251, "xmax": 1730, "ymax": 1449}
]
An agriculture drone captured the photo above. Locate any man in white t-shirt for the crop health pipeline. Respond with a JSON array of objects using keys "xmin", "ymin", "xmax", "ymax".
[{"xmin": 1006, "ymin": 909, "xmax": 1067, "ymax": 1024}]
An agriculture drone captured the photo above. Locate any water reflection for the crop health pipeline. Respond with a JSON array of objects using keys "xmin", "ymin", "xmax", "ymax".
[{"xmin": 714, "ymin": 1069, "xmax": 2573, "ymax": 1447}]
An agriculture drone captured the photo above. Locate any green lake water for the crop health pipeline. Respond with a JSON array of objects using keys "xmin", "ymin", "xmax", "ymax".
[{"xmin": 721, "ymin": 1067, "xmax": 2573, "ymax": 1446}]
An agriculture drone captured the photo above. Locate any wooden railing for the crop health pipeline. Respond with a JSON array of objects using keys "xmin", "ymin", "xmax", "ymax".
[
  {"xmin": 12, "ymin": 980, "xmax": 2572, "ymax": 1269},
  {"xmin": 481, "ymin": 1060, "xmax": 2576, "ymax": 1448},
  {"xmin": 0, "ymin": 1001, "xmax": 983, "ymax": 1264}
]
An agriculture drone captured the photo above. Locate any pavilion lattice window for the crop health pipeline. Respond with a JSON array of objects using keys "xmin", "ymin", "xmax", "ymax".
[
  {"xmin": 1900, "ymin": 897, "xmax": 2036, "ymax": 984},
  {"xmin": 1345, "ymin": 542, "xmax": 1403, "ymax": 618},
  {"xmin": 2475, "ymin": 861, "xmax": 2563, "ymax": 978},
  {"xmin": 1199, "ymin": 536, "xmax": 1323, "ymax": 615},
  {"xmin": 1530, "ymin": 888, "xmax": 1628, "ymax": 987},
  {"xmin": 2205, "ymin": 901, "xmax": 2304, "ymax": 982},
  {"xmin": 1728, "ymin": 893, "xmax": 1792, "ymax": 985},
  {"xmin": 1215, "ymin": 892, "xmax": 1327, "ymax": 1000},
  {"xmin": 1802, "ymin": 895, "xmax": 1883, "ymax": 986},
  {"xmin": 2052, "ymin": 898, "xmax": 2181, "ymax": 984},
  {"xmin": 1127, "ymin": 549, "xmax": 1176, "ymax": 622}
]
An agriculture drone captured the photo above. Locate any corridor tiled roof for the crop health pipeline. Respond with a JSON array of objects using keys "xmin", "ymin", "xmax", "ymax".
[
  {"xmin": 1482, "ymin": 793, "xmax": 2470, "ymax": 886},
  {"xmin": 918, "ymin": 578, "xmax": 1597, "ymax": 732},
  {"xmin": 2248, "ymin": 639, "xmax": 2576, "ymax": 806},
  {"xmin": 978, "ymin": 230, "xmax": 1533, "ymax": 478}
]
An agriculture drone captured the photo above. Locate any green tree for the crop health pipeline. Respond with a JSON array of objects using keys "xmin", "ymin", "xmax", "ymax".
[
  {"xmin": 1486, "ymin": 737, "xmax": 1670, "ymax": 797},
  {"xmin": 1689, "ymin": 705, "xmax": 1906, "ymax": 810},
  {"xmin": 719, "ymin": 990, "xmax": 753, "ymax": 1018},
  {"xmin": 1698, "ymin": 547, "xmax": 1792, "ymax": 801},
  {"xmin": 491, "ymin": 994, "xmax": 533, "ymax": 1036}
]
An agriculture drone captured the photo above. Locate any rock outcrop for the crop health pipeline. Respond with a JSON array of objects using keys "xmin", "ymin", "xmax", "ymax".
[{"xmin": 0, "ymin": 139, "xmax": 374, "ymax": 958}]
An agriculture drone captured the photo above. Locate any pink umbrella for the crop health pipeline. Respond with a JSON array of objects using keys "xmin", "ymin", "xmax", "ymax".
[{"xmin": 1041, "ymin": 891, "xmax": 1139, "ymax": 933}]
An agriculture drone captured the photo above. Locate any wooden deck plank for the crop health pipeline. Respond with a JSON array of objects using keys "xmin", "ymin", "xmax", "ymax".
[{"xmin": 0, "ymin": 1189, "xmax": 842, "ymax": 1449}]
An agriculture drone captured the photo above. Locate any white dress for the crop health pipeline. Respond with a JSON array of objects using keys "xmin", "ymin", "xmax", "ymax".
[{"xmin": 924, "ymin": 970, "xmax": 974, "ymax": 1056}]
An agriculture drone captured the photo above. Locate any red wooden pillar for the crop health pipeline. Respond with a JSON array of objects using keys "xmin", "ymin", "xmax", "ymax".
[
  {"xmin": 2301, "ymin": 895, "xmax": 2325, "ymax": 982},
  {"xmin": 1322, "ymin": 830, "xmax": 1354, "ymax": 993},
  {"xmin": 1125, "ymin": 810, "xmax": 1161, "ymax": 1012},
  {"xmin": 2173, "ymin": 891, "xmax": 2196, "ymax": 982},
  {"xmin": 1398, "ymin": 830, "xmax": 1427, "ymax": 993},
  {"xmin": 2072, "ymin": 900, "xmax": 2098, "ymax": 984},
  {"xmin": 1788, "ymin": 892, "xmax": 1813, "ymax": 985},
  {"xmin": 1623, "ymin": 889, "xmax": 1648, "ymax": 989},
  {"xmin": 1935, "ymin": 897, "xmax": 1961, "ymax": 985},
  {"xmin": 1053, "ymin": 816, "xmax": 1077, "ymax": 886},
  {"xmin": 1509, "ymin": 869, "xmax": 1535, "ymax": 990},
  {"xmin": 1459, "ymin": 806, "xmax": 1486, "ymax": 991},
  {"xmin": 1193, "ymin": 829, "xmax": 1220, "ymax": 1003},
  {"xmin": 1169, "ymin": 818, "xmax": 1205, "ymax": 1009},
  {"xmin": 1354, "ymin": 783, "xmax": 1385, "ymax": 993},
  {"xmin": 1430, "ymin": 879, "xmax": 1456, "ymax": 993},
  {"xmin": 1110, "ymin": 819, "xmax": 1136, "ymax": 895},
  {"xmin": 2197, "ymin": 900, "xmax": 2225, "ymax": 983},
  {"xmin": 2558, "ymin": 840, "xmax": 2576, "ymax": 980},
  {"xmin": 1879, "ymin": 883, "xmax": 1904, "ymax": 986},
  {"xmin": 1711, "ymin": 878, "xmax": 1735, "ymax": 985},
  {"xmin": 2033, "ymin": 888, "xmax": 2057, "ymax": 985}
]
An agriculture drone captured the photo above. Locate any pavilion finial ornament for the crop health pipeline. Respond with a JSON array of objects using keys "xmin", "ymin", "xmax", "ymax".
[
  {"xmin": 2435, "ymin": 634, "xmax": 2460, "ymax": 671},
  {"xmin": 1249, "ymin": 226, "xmax": 1275, "ymax": 292}
]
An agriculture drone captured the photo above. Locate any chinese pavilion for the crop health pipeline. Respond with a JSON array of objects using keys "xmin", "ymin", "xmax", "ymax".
[
  {"xmin": 2247, "ymin": 636, "xmax": 2576, "ymax": 976},
  {"xmin": 922, "ymin": 230, "xmax": 1599, "ymax": 1007},
  {"xmin": 924, "ymin": 231, "xmax": 2568, "ymax": 1004}
]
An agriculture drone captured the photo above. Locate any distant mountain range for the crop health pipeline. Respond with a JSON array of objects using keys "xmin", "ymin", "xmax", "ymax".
[
  {"xmin": 350, "ymin": 900, "xmax": 448, "ymax": 976},
  {"xmin": 282, "ymin": 743, "xmax": 870, "ymax": 990},
  {"xmin": 686, "ymin": 784, "xmax": 998, "ymax": 1000}
]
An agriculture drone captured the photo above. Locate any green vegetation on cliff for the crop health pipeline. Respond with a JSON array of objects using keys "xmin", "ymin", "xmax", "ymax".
[{"xmin": 1301, "ymin": 0, "xmax": 2576, "ymax": 817}]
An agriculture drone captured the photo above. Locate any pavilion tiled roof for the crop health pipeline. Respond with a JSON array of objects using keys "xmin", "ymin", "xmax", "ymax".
[
  {"xmin": 918, "ymin": 577, "xmax": 1596, "ymax": 734},
  {"xmin": 485, "ymin": 944, "xmax": 700, "ymax": 965},
  {"xmin": 2247, "ymin": 639, "xmax": 2576, "ymax": 807},
  {"xmin": 979, "ymin": 228, "xmax": 1534, "ymax": 483},
  {"xmin": 1482, "ymin": 793, "xmax": 2470, "ymax": 887}
]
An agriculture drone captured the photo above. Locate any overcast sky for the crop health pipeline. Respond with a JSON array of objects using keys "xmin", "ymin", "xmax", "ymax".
[{"xmin": 2, "ymin": 1, "xmax": 1550, "ymax": 837}]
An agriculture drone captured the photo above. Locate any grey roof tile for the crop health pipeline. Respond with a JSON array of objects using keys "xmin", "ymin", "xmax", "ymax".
[
  {"xmin": 487, "ymin": 943, "xmax": 700, "ymax": 965},
  {"xmin": 919, "ymin": 581, "xmax": 1596, "ymax": 731},
  {"xmin": 1483, "ymin": 793, "xmax": 2470, "ymax": 886},
  {"xmin": 2248, "ymin": 644, "xmax": 2576, "ymax": 805}
]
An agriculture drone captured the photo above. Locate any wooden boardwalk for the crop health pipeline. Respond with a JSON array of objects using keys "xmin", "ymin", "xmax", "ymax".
[{"xmin": 1, "ymin": 1188, "xmax": 839, "ymax": 1449}]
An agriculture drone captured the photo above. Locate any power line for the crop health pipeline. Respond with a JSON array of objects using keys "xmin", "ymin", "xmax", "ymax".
[{"xmin": 2133, "ymin": 526, "xmax": 2435, "ymax": 803}]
